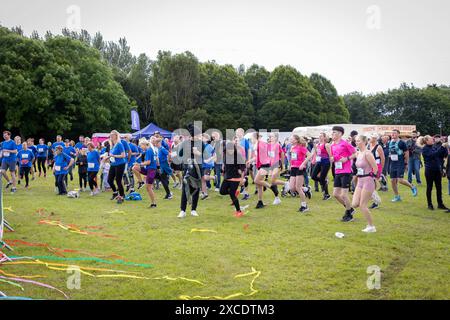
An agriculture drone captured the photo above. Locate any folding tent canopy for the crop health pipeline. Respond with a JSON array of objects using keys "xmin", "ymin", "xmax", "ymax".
[{"xmin": 131, "ymin": 123, "xmax": 172, "ymax": 139}]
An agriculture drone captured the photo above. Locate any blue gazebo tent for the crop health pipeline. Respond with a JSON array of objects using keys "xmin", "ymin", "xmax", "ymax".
[{"xmin": 131, "ymin": 123, "xmax": 172, "ymax": 139}]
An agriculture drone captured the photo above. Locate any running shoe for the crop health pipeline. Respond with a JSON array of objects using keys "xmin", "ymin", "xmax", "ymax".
[
  {"xmin": 137, "ymin": 182, "xmax": 145, "ymax": 190},
  {"xmin": 149, "ymin": 203, "xmax": 157, "ymax": 209},
  {"xmin": 234, "ymin": 211, "xmax": 244, "ymax": 218},
  {"xmin": 164, "ymin": 193, "xmax": 173, "ymax": 200},
  {"xmin": 298, "ymin": 206, "xmax": 310, "ymax": 213},
  {"xmin": 370, "ymin": 203, "xmax": 379, "ymax": 210},
  {"xmin": 362, "ymin": 225, "xmax": 377, "ymax": 233},
  {"xmin": 322, "ymin": 194, "xmax": 331, "ymax": 201},
  {"xmin": 273, "ymin": 197, "xmax": 281, "ymax": 205},
  {"xmin": 304, "ymin": 186, "xmax": 312, "ymax": 199},
  {"xmin": 391, "ymin": 195, "xmax": 402, "ymax": 202},
  {"xmin": 242, "ymin": 193, "xmax": 250, "ymax": 201},
  {"xmin": 110, "ymin": 192, "xmax": 119, "ymax": 200},
  {"xmin": 411, "ymin": 186, "xmax": 418, "ymax": 197},
  {"xmin": 10, "ymin": 187, "xmax": 17, "ymax": 194},
  {"xmin": 191, "ymin": 210, "xmax": 199, "ymax": 217},
  {"xmin": 178, "ymin": 211, "xmax": 186, "ymax": 218},
  {"xmin": 428, "ymin": 205, "xmax": 434, "ymax": 211},
  {"xmin": 437, "ymin": 204, "xmax": 448, "ymax": 210},
  {"xmin": 215, "ymin": 188, "xmax": 220, "ymax": 192},
  {"xmin": 255, "ymin": 201, "xmax": 265, "ymax": 209},
  {"xmin": 200, "ymin": 193, "xmax": 208, "ymax": 200},
  {"xmin": 5, "ymin": 181, "xmax": 12, "ymax": 189}
]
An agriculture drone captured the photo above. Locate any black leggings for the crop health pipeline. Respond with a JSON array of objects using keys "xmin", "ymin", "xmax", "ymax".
[
  {"xmin": 20, "ymin": 167, "xmax": 31, "ymax": 186},
  {"xmin": 181, "ymin": 183, "xmax": 200, "ymax": 211},
  {"xmin": 311, "ymin": 162, "xmax": 330, "ymax": 195},
  {"xmin": 156, "ymin": 170, "xmax": 171, "ymax": 196},
  {"xmin": 425, "ymin": 169, "xmax": 443, "ymax": 206},
  {"xmin": 79, "ymin": 171, "xmax": 87, "ymax": 189},
  {"xmin": 108, "ymin": 164, "xmax": 126, "ymax": 197},
  {"xmin": 88, "ymin": 171, "xmax": 98, "ymax": 190},
  {"xmin": 220, "ymin": 179, "xmax": 241, "ymax": 211},
  {"xmin": 37, "ymin": 158, "xmax": 47, "ymax": 175}
]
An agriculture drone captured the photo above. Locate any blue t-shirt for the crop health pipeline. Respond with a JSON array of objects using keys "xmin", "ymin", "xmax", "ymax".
[
  {"xmin": 36, "ymin": 144, "xmax": 48, "ymax": 158},
  {"xmin": 145, "ymin": 148, "xmax": 158, "ymax": 170},
  {"xmin": 1, "ymin": 140, "xmax": 18, "ymax": 162},
  {"xmin": 239, "ymin": 138, "xmax": 250, "ymax": 160},
  {"xmin": 29, "ymin": 145, "xmax": 37, "ymax": 157},
  {"xmin": 75, "ymin": 142, "xmax": 86, "ymax": 150},
  {"xmin": 16, "ymin": 144, "xmax": 23, "ymax": 153},
  {"xmin": 128, "ymin": 143, "xmax": 139, "ymax": 167},
  {"xmin": 121, "ymin": 140, "xmax": 130, "ymax": 153},
  {"xmin": 63, "ymin": 146, "xmax": 76, "ymax": 158},
  {"xmin": 87, "ymin": 150, "xmax": 100, "ymax": 172},
  {"xmin": 54, "ymin": 153, "xmax": 72, "ymax": 175},
  {"xmin": 136, "ymin": 146, "xmax": 143, "ymax": 164},
  {"xmin": 52, "ymin": 141, "xmax": 65, "ymax": 151},
  {"xmin": 389, "ymin": 140, "xmax": 407, "ymax": 167},
  {"xmin": 18, "ymin": 149, "xmax": 34, "ymax": 168},
  {"xmin": 110, "ymin": 142, "xmax": 126, "ymax": 166},
  {"xmin": 203, "ymin": 144, "xmax": 215, "ymax": 169},
  {"xmin": 158, "ymin": 145, "xmax": 169, "ymax": 165}
]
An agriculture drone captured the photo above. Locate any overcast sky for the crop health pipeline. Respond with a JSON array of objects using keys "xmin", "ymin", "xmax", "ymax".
[{"xmin": 1, "ymin": 0, "xmax": 449, "ymax": 95}]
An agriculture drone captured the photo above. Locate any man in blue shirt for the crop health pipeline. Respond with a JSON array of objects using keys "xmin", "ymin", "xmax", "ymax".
[
  {"xmin": 1, "ymin": 131, "xmax": 18, "ymax": 193},
  {"xmin": 63, "ymin": 139, "xmax": 76, "ymax": 182},
  {"xmin": 18, "ymin": 142, "xmax": 35, "ymax": 188},
  {"xmin": 52, "ymin": 135, "xmax": 65, "ymax": 151},
  {"xmin": 389, "ymin": 129, "xmax": 418, "ymax": 202},
  {"xmin": 200, "ymin": 133, "xmax": 215, "ymax": 200},
  {"xmin": 36, "ymin": 138, "xmax": 49, "ymax": 177},
  {"xmin": 75, "ymin": 135, "xmax": 86, "ymax": 154},
  {"xmin": 53, "ymin": 145, "xmax": 74, "ymax": 195}
]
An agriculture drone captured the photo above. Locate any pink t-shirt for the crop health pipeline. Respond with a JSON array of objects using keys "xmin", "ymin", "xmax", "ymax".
[
  {"xmin": 317, "ymin": 143, "xmax": 329, "ymax": 159},
  {"xmin": 268, "ymin": 143, "xmax": 282, "ymax": 166},
  {"xmin": 330, "ymin": 139, "xmax": 356, "ymax": 174},
  {"xmin": 256, "ymin": 141, "xmax": 270, "ymax": 168},
  {"xmin": 290, "ymin": 144, "xmax": 307, "ymax": 168}
]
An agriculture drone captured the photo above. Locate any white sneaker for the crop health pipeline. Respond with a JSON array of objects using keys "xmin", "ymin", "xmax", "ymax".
[
  {"xmin": 215, "ymin": 188, "xmax": 220, "ymax": 192},
  {"xmin": 273, "ymin": 197, "xmax": 282, "ymax": 205},
  {"xmin": 177, "ymin": 211, "xmax": 186, "ymax": 218},
  {"xmin": 90, "ymin": 191, "xmax": 94, "ymax": 196},
  {"xmin": 362, "ymin": 225, "xmax": 377, "ymax": 233},
  {"xmin": 284, "ymin": 182, "xmax": 290, "ymax": 192},
  {"xmin": 54, "ymin": 187, "xmax": 59, "ymax": 194},
  {"xmin": 191, "ymin": 210, "xmax": 199, "ymax": 217}
]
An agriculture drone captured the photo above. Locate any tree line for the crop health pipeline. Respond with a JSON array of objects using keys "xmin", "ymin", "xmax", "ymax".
[{"xmin": 1, "ymin": 26, "xmax": 448, "ymax": 140}]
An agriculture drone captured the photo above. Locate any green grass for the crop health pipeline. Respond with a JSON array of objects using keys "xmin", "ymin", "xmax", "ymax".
[{"xmin": 1, "ymin": 172, "xmax": 449, "ymax": 300}]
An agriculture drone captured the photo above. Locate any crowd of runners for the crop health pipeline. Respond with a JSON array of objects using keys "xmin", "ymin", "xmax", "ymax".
[{"xmin": 1, "ymin": 125, "xmax": 449, "ymax": 234}]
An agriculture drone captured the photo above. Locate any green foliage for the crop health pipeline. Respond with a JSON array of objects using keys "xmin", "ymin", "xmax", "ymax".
[
  {"xmin": 345, "ymin": 83, "xmax": 450, "ymax": 134},
  {"xmin": 198, "ymin": 62, "xmax": 254, "ymax": 132},
  {"xmin": 0, "ymin": 26, "xmax": 131, "ymax": 139},
  {"xmin": 150, "ymin": 51, "xmax": 200, "ymax": 130}
]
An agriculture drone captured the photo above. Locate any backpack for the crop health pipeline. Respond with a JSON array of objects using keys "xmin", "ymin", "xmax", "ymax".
[{"xmin": 125, "ymin": 192, "xmax": 143, "ymax": 201}]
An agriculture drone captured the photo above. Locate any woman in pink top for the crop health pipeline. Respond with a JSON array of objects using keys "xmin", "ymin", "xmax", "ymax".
[
  {"xmin": 268, "ymin": 132, "xmax": 286, "ymax": 204},
  {"xmin": 352, "ymin": 135, "xmax": 379, "ymax": 233},
  {"xmin": 248, "ymin": 132, "xmax": 280, "ymax": 209},
  {"xmin": 288, "ymin": 134, "xmax": 312, "ymax": 213}
]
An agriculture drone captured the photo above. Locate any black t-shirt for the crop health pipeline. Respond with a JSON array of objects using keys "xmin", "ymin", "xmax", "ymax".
[{"xmin": 223, "ymin": 149, "xmax": 246, "ymax": 180}]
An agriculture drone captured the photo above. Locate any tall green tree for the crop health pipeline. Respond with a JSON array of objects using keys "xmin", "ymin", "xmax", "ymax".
[
  {"xmin": 150, "ymin": 51, "xmax": 200, "ymax": 130},
  {"xmin": 256, "ymin": 65, "xmax": 325, "ymax": 130},
  {"xmin": 197, "ymin": 62, "xmax": 254, "ymax": 132},
  {"xmin": 309, "ymin": 73, "xmax": 349, "ymax": 123},
  {"xmin": 243, "ymin": 64, "xmax": 270, "ymax": 114}
]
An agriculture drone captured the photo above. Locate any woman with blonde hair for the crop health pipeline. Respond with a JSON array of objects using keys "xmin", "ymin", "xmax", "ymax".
[
  {"xmin": 352, "ymin": 135, "xmax": 379, "ymax": 233},
  {"xmin": 418, "ymin": 135, "xmax": 448, "ymax": 210},
  {"xmin": 288, "ymin": 134, "xmax": 313, "ymax": 213},
  {"xmin": 107, "ymin": 130, "xmax": 127, "ymax": 204}
]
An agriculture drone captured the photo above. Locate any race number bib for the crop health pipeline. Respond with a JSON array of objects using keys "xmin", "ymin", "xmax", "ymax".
[
  {"xmin": 3, "ymin": 151, "xmax": 10, "ymax": 157},
  {"xmin": 357, "ymin": 168, "xmax": 364, "ymax": 176},
  {"xmin": 335, "ymin": 161, "xmax": 343, "ymax": 170},
  {"xmin": 268, "ymin": 151, "xmax": 275, "ymax": 158},
  {"xmin": 390, "ymin": 154, "xmax": 399, "ymax": 161},
  {"xmin": 315, "ymin": 156, "xmax": 321, "ymax": 163},
  {"xmin": 55, "ymin": 165, "xmax": 61, "ymax": 172},
  {"xmin": 291, "ymin": 152, "xmax": 297, "ymax": 160},
  {"xmin": 38, "ymin": 148, "xmax": 44, "ymax": 153},
  {"xmin": 88, "ymin": 163, "xmax": 95, "ymax": 169},
  {"xmin": 22, "ymin": 154, "xmax": 28, "ymax": 159}
]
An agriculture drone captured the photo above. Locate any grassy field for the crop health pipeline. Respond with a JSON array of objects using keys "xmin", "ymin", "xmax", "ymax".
[{"xmin": 1, "ymin": 171, "xmax": 449, "ymax": 300}]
